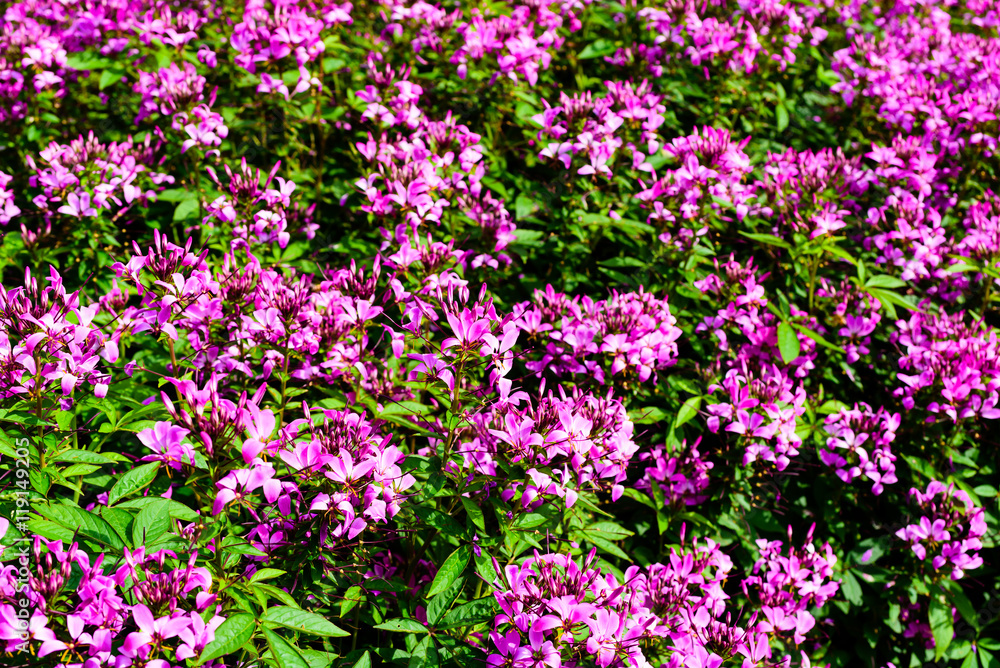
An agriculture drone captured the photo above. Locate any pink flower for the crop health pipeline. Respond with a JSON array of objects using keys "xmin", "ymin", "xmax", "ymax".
[
  {"xmin": 212, "ymin": 462, "xmax": 281, "ymax": 515},
  {"xmin": 57, "ymin": 192, "xmax": 98, "ymax": 217},
  {"xmin": 138, "ymin": 422, "xmax": 194, "ymax": 470}
]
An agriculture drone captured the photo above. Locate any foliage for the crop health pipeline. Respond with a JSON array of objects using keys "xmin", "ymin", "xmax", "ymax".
[{"xmin": 0, "ymin": 0, "xmax": 998, "ymax": 667}]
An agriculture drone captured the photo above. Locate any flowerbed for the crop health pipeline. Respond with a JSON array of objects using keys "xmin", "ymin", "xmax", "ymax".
[{"xmin": 0, "ymin": 0, "xmax": 998, "ymax": 667}]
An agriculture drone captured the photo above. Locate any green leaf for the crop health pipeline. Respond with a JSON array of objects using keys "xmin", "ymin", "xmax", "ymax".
[
  {"xmin": 99, "ymin": 67, "xmax": 124, "ymax": 90},
  {"xmin": 790, "ymin": 322, "xmax": 844, "ymax": 354},
  {"xmin": 426, "ymin": 577, "xmax": 463, "ymax": 626},
  {"xmin": 866, "ymin": 286, "xmax": 920, "ymax": 315},
  {"xmin": 739, "ymin": 231, "xmax": 792, "ymax": 250},
  {"xmin": 374, "ymin": 618, "xmax": 429, "ymax": 634},
  {"xmin": 408, "ymin": 635, "xmax": 440, "ymax": 668},
  {"xmin": 597, "ymin": 256, "xmax": 647, "ymax": 269},
  {"xmin": 262, "ymin": 607, "xmax": 350, "ymax": 637},
  {"xmin": 52, "ymin": 449, "xmax": 114, "ymax": 465},
  {"xmin": 25, "ymin": 519, "xmax": 76, "ymax": 543},
  {"xmin": 197, "ymin": 613, "xmax": 255, "ymax": 665},
  {"xmin": 865, "ymin": 274, "xmax": 907, "ymax": 289},
  {"xmin": 945, "ymin": 585, "xmax": 979, "ymax": 631},
  {"xmin": 413, "ymin": 506, "xmax": 465, "ymax": 536},
  {"xmin": 116, "ymin": 497, "xmax": 200, "ymax": 521},
  {"xmin": 461, "ymin": 497, "xmax": 486, "ymax": 533},
  {"xmin": 38, "ymin": 504, "xmax": 124, "ymax": 550},
  {"xmin": 131, "ymin": 498, "xmax": 173, "ymax": 548},
  {"xmin": 30, "ymin": 469, "xmax": 51, "ymax": 495},
  {"xmin": 379, "ymin": 401, "xmax": 432, "ymax": 417},
  {"xmin": 250, "ymin": 568, "xmax": 287, "ymax": 584},
  {"xmin": 649, "ymin": 482, "xmax": 669, "ymax": 535},
  {"xmin": 580, "ymin": 532, "xmax": 630, "ymax": 560},
  {"xmin": 777, "ymin": 322, "xmax": 801, "ymax": 364},
  {"xmin": 340, "ymin": 585, "xmax": 364, "ymax": 618},
  {"xmin": 584, "ymin": 522, "xmax": 634, "ymax": 541},
  {"xmin": 840, "ymin": 570, "xmax": 863, "ymax": 606},
  {"xmin": 156, "ymin": 188, "xmax": 198, "ymax": 203},
  {"xmin": 351, "ymin": 652, "xmax": 372, "ymax": 668},
  {"xmin": 930, "ymin": 595, "xmax": 954, "ymax": 661},
  {"xmin": 514, "ymin": 193, "xmax": 537, "ymax": 219},
  {"xmin": 250, "ymin": 582, "xmax": 301, "ymax": 608},
  {"xmin": 427, "ymin": 546, "xmax": 471, "ymax": 598},
  {"xmin": 439, "ymin": 598, "xmax": 496, "ymax": 629},
  {"xmin": 107, "ymin": 462, "xmax": 160, "ymax": 505},
  {"xmin": 577, "ymin": 212, "xmax": 655, "ymax": 235},
  {"xmin": 263, "ymin": 628, "xmax": 310, "ymax": 668},
  {"xmin": 630, "ymin": 406, "xmax": 669, "ymax": 424},
  {"xmin": 512, "ymin": 512, "xmax": 549, "ymax": 530},
  {"xmin": 61, "ymin": 463, "xmax": 101, "ymax": 477},
  {"xmin": 981, "ymin": 648, "xmax": 1000, "ymax": 668},
  {"xmin": 775, "ymin": 104, "xmax": 790, "ymax": 132},
  {"xmin": 97, "ymin": 507, "xmax": 135, "ymax": 547},
  {"xmin": 174, "ymin": 198, "xmax": 200, "ymax": 222},
  {"xmin": 578, "ymin": 39, "xmax": 617, "ymax": 59},
  {"xmin": 64, "ymin": 53, "xmax": 112, "ymax": 71},
  {"xmin": 673, "ymin": 396, "xmax": 701, "ymax": 429}
]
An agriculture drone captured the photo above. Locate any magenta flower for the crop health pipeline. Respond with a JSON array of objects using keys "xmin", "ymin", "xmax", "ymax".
[
  {"xmin": 442, "ymin": 308, "xmax": 496, "ymax": 352},
  {"xmin": 585, "ymin": 609, "xmax": 623, "ymax": 667},
  {"xmin": 175, "ymin": 612, "xmax": 225, "ymax": 661},
  {"xmin": 57, "ymin": 192, "xmax": 98, "ymax": 217},
  {"xmin": 138, "ymin": 422, "xmax": 194, "ymax": 470},
  {"xmin": 212, "ymin": 462, "xmax": 281, "ymax": 515}
]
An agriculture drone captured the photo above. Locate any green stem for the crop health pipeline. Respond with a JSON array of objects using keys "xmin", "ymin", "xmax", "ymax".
[
  {"xmin": 72, "ymin": 414, "xmax": 83, "ymax": 504},
  {"xmin": 168, "ymin": 338, "xmax": 177, "ymax": 373},
  {"xmin": 277, "ymin": 334, "xmax": 291, "ymax": 426},
  {"xmin": 981, "ymin": 277, "xmax": 993, "ymax": 322},
  {"xmin": 807, "ymin": 256, "xmax": 819, "ymax": 312},
  {"xmin": 35, "ymin": 353, "xmax": 46, "ymax": 469},
  {"xmin": 351, "ymin": 602, "xmax": 361, "ymax": 653}
]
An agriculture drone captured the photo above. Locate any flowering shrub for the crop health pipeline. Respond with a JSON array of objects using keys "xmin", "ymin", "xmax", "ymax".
[{"xmin": 0, "ymin": 0, "xmax": 998, "ymax": 668}]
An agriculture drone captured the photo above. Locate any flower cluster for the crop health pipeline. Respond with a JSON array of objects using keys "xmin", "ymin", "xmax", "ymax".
[
  {"xmin": 355, "ymin": 113, "xmax": 516, "ymax": 267},
  {"xmin": 821, "ymin": 403, "xmax": 900, "ymax": 495},
  {"xmin": 698, "ymin": 258, "xmax": 814, "ymax": 471},
  {"xmin": 240, "ymin": 406, "xmax": 416, "ymax": 563},
  {"xmin": 751, "ymin": 147, "xmax": 871, "ymax": 240},
  {"xmin": 0, "ymin": 170, "xmax": 19, "ymax": 225},
  {"xmin": 636, "ymin": 0, "xmax": 830, "ymax": 76},
  {"xmin": 893, "ymin": 308, "xmax": 1000, "ymax": 421},
  {"xmin": 450, "ymin": 1, "xmax": 577, "ymax": 86},
  {"xmin": 25, "ymin": 132, "xmax": 170, "ymax": 223},
  {"xmin": 532, "ymin": 81, "xmax": 667, "ymax": 178},
  {"xmin": 895, "ymin": 481, "xmax": 987, "ymax": 580},
  {"xmin": 0, "ymin": 267, "xmax": 117, "ymax": 402},
  {"xmin": 742, "ymin": 525, "xmax": 841, "ymax": 645},
  {"xmin": 637, "ymin": 127, "xmax": 753, "ymax": 250},
  {"xmin": 230, "ymin": 0, "xmax": 352, "ymax": 100},
  {"xmin": 514, "ymin": 285, "xmax": 682, "ymax": 384},
  {"xmin": 815, "ymin": 279, "xmax": 882, "ymax": 365},
  {"xmin": 3, "ymin": 0, "xmax": 999, "ymax": 666},
  {"xmin": 135, "ymin": 61, "xmax": 229, "ymax": 154},
  {"xmin": 0, "ymin": 531, "xmax": 225, "ymax": 667},
  {"xmin": 204, "ymin": 157, "xmax": 315, "ymax": 249},
  {"xmin": 832, "ymin": 2, "xmax": 1000, "ymax": 155},
  {"xmin": 460, "ymin": 386, "xmax": 639, "ymax": 510},
  {"xmin": 634, "ymin": 438, "xmax": 714, "ymax": 508}
]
